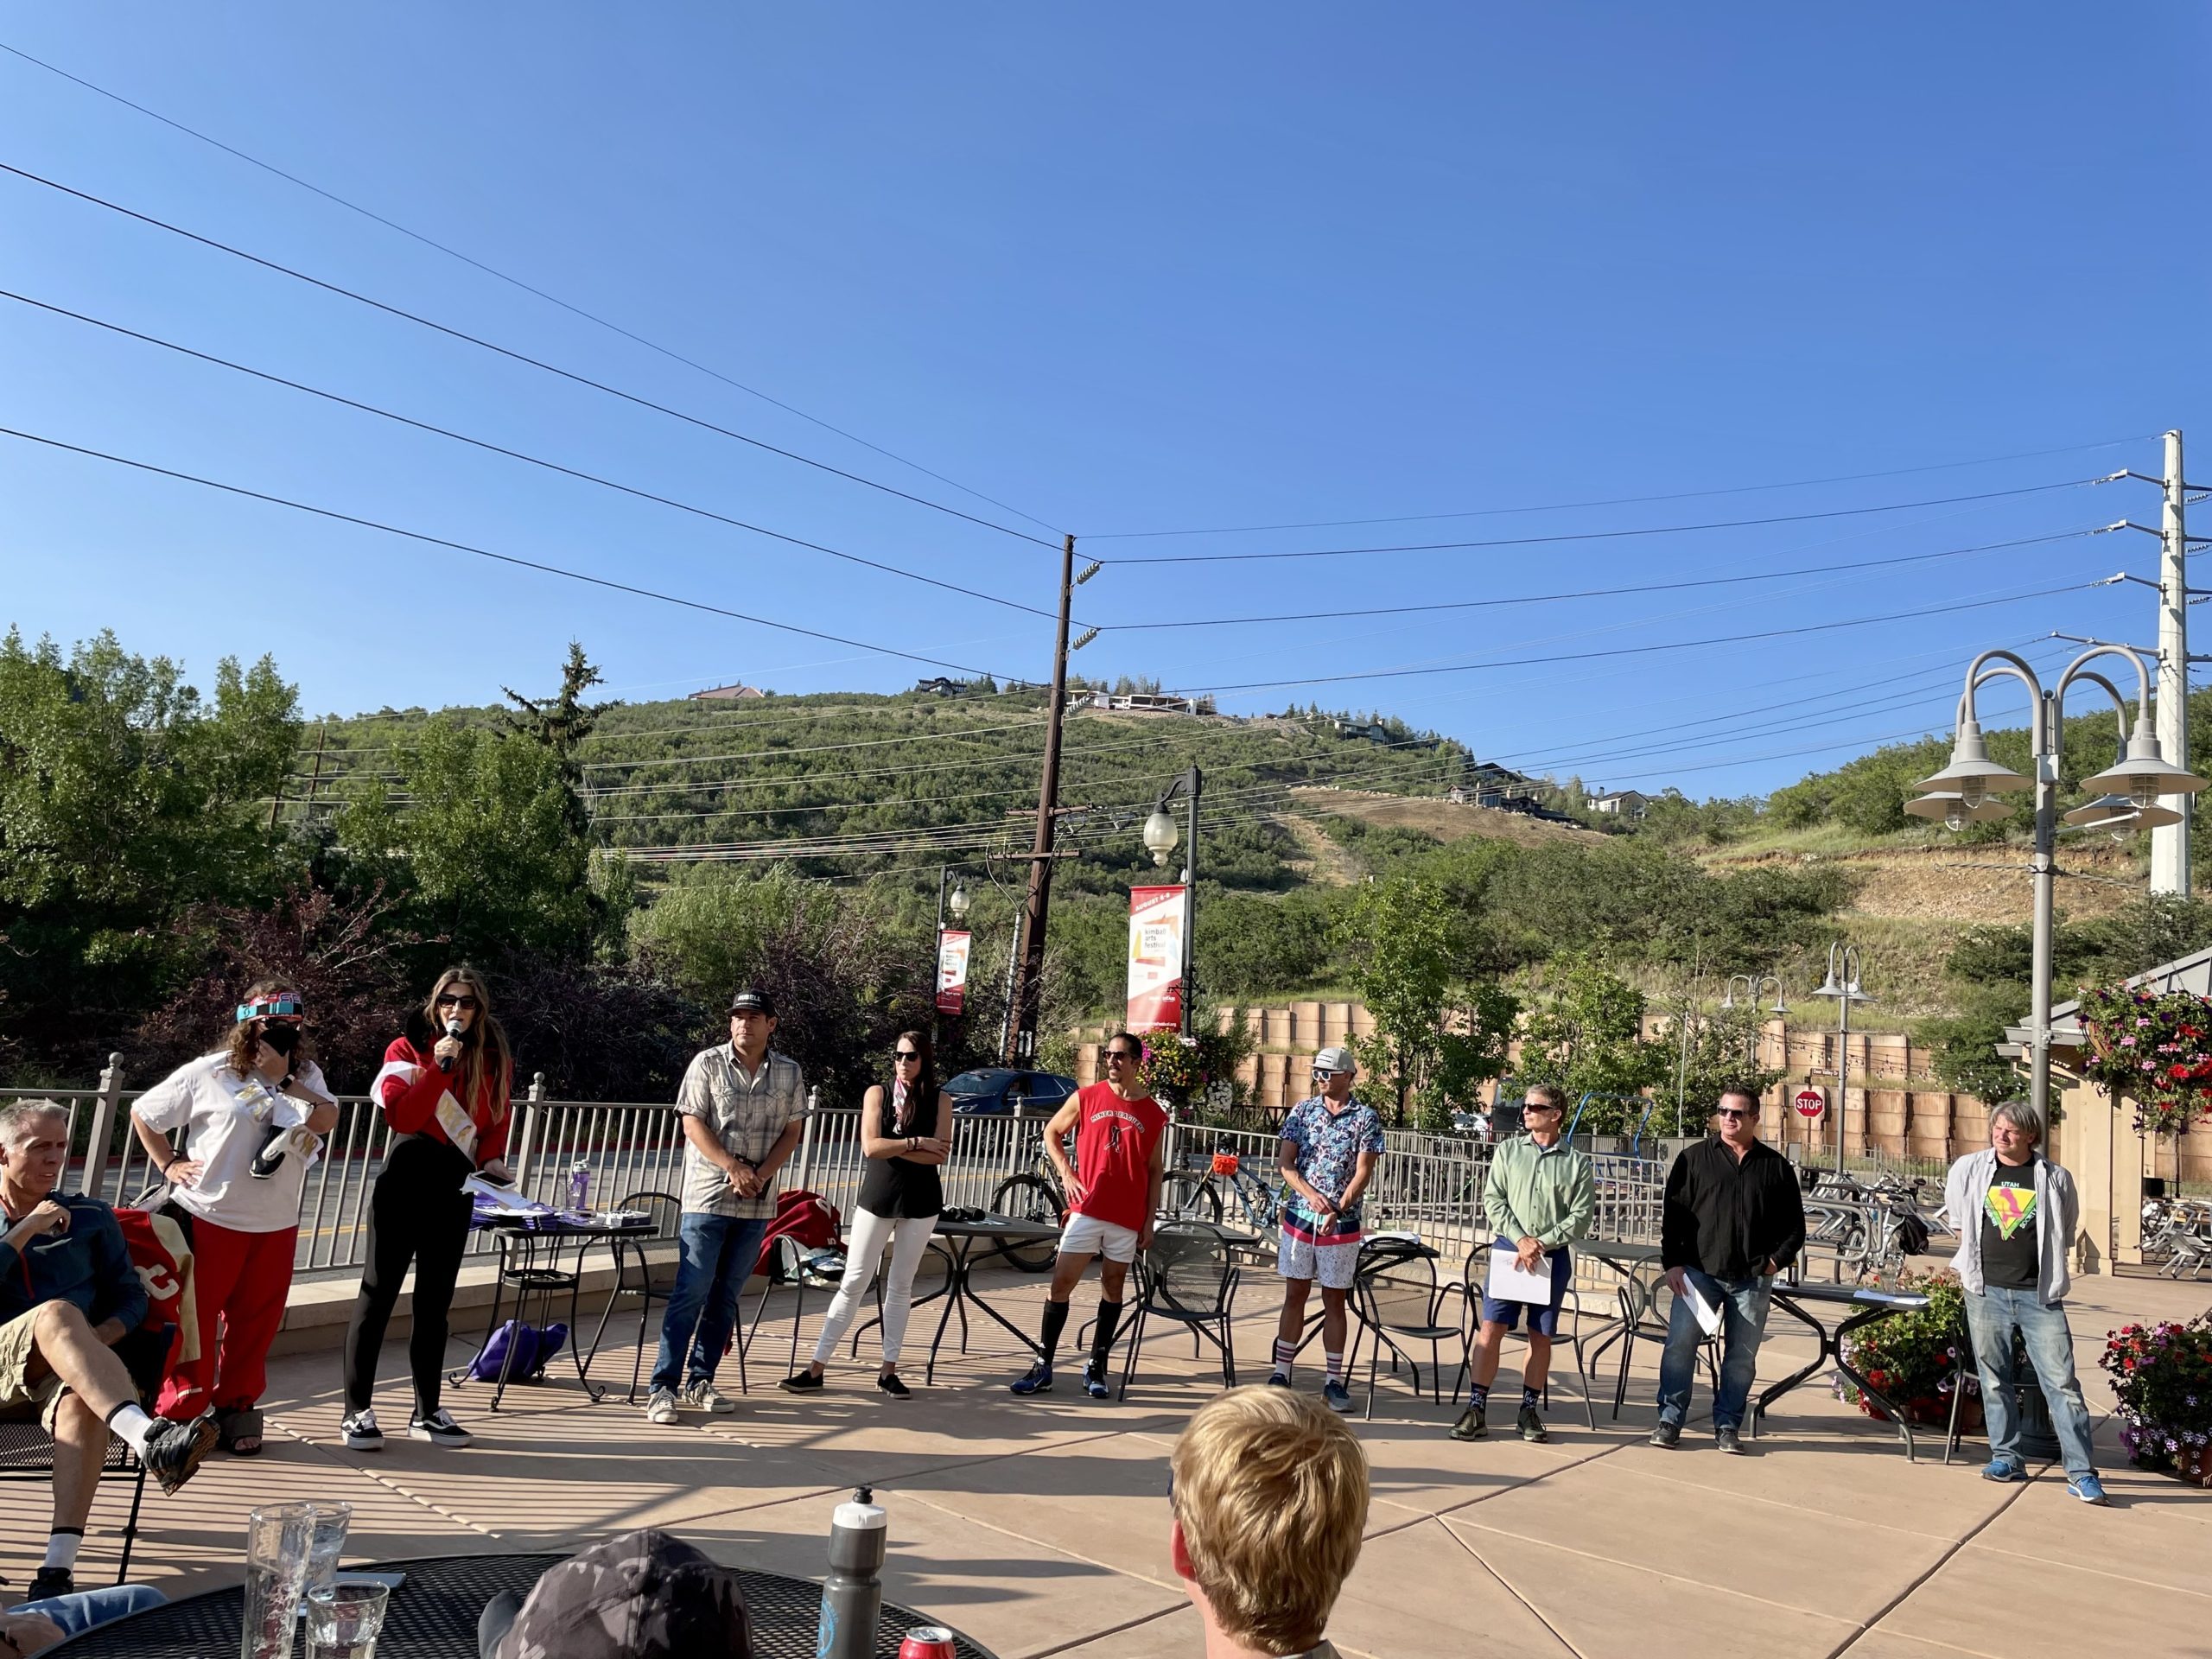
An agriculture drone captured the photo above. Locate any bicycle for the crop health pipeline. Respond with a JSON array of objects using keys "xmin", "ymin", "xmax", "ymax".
[
  {"xmin": 988, "ymin": 1116, "xmax": 1069, "ymax": 1274},
  {"xmin": 1164, "ymin": 1141, "xmax": 1287, "ymax": 1234}
]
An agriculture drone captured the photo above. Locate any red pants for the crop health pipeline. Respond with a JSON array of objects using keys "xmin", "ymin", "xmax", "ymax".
[{"xmin": 158, "ymin": 1218, "xmax": 297, "ymax": 1421}]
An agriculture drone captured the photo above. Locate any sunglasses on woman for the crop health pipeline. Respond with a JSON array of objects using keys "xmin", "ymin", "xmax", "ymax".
[
  {"xmin": 436, "ymin": 993, "xmax": 480, "ymax": 1011},
  {"xmin": 893, "ymin": 1049, "xmax": 923, "ymax": 1063}
]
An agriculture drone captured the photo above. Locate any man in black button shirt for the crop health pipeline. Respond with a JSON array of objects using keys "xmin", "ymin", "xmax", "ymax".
[{"xmin": 1650, "ymin": 1085, "xmax": 1804, "ymax": 1453}]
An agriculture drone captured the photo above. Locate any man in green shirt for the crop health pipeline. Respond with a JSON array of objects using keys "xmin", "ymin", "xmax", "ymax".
[{"xmin": 1452, "ymin": 1084, "xmax": 1595, "ymax": 1443}]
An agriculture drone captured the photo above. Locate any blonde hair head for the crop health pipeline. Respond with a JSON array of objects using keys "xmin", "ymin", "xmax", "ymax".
[{"xmin": 1171, "ymin": 1385, "xmax": 1368, "ymax": 1653}]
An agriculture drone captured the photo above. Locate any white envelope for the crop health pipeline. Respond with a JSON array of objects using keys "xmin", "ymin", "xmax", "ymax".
[{"xmin": 1485, "ymin": 1243, "xmax": 1557, "ymax": 1306}]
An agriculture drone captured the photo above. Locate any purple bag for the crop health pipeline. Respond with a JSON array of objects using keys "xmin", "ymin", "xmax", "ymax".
[{"xmin": 468, "ymin": 1319, "xmax": 569, "ymax": 1382}]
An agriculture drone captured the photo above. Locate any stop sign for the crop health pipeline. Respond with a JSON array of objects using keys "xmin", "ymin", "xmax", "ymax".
[{"xmin": 1795, "ymin": 1087, "xmax": 1826, "ymax": 1118}]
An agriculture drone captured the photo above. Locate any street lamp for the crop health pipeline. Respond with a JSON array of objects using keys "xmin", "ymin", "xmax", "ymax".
[
  {"xmin": 933, "ymin": 866, "xmax": 979, "ymax": 1039},
  {"xmin": 1810, "ymin": 944, "xmax": 1872, "ymax": 1176},
  {"xmin": 1721, "ymin": 973, "xmax": 1789, "ymax": 1070},
  {"xmin": 1141, "ymin": 766, "xmax": 1202, "ymax": 1038},
  {"xmin": 1909, "ymin": 645, "xmax": 2209, "ymax": 1128}
]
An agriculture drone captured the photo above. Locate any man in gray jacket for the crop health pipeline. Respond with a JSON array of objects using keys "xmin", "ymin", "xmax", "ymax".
[{"xmin": 1943, "ymin": 1101, "xmax": 2107, "ymax": 1504}]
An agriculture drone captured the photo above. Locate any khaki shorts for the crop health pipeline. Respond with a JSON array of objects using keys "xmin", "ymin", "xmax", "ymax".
[{"xmin": 0, "ymin": 1306, "xmax": 67, "ymax": 1431}]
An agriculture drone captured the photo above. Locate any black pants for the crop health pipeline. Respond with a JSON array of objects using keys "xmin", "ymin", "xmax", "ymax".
[{"xmin": 342, "ymin": 1135, "xmax": 474, "ymax": 1414}]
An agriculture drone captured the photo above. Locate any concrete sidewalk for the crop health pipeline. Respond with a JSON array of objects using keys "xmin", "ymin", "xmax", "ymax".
[{"xmin": 4, "ymin": 1264, "xmax": 2206, "ymax": 1658}]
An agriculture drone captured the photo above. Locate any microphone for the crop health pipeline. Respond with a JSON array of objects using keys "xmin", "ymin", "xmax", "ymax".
[{"xmin": 438, "ymin": 1017, "xmax": 464, "ymax": 1073}]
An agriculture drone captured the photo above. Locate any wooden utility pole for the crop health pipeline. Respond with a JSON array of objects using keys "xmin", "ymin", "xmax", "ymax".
[{"xmin": 1005, "ymin": 534, "xmax": 1077, "ymax": 1064}]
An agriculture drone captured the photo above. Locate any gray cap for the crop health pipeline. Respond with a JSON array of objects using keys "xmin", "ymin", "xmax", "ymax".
[{"xmin": 1313, "ymin": 1045, "xmax": 1357, "ymax": 1077}]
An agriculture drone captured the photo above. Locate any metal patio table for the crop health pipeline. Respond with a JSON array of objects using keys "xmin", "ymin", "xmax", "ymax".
[
  {"xmin": 1569, "ymin": 1238, "xmax": 1668, "ymax": 1418},
  {"xmin": 447, "ymin": 1210, "xmax": 658, "ymax": 1409},
  {"xmin": 48, "ymin": 1552, "xmax": 999, "ymax": 1656},
  {"xmin": 918, "ymin": 1214, "xmax": 1066, "ymax": 1382},
  {"xmin": 1755, "ymin": 1280, "xmax": 1933, "ymax": 1459}
]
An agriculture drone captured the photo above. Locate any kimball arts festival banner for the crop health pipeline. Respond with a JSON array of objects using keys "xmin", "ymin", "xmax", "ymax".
[
  {"xmin": 935, "ymin": 929, "xmax": 972, "ymax": 1015},
  {"xmin": 1127, "ymin": 885, "xmax": 1189, "ymax": 1033}
]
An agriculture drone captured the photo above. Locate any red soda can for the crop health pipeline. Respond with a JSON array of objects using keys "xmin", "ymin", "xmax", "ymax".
[{"xmin": 899, "ymin": 1630, "xmax": 959, "ymax": 1659}]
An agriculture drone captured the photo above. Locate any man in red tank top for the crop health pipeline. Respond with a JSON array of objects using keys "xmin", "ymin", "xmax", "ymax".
[{"xmin": 1008, "ymin": 1033, "xmax": 1167, "ymax": 1400}]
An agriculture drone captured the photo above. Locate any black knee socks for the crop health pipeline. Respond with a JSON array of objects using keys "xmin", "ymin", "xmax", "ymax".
[
  {"xmin": 1039, "ymin": 1298, "xmax": 1071, "ymax": 1364},
  {"xmin": 1091, "ymin": 1300, "xmax": 1124, "ymax": 1372}
]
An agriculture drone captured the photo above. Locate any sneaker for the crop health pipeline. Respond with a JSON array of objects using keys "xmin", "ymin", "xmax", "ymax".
[
  {"xmin": 409, "ymin": 1408, "xmax": 473, "ymax": 1449},
  {"xmin": 1980, "ymin": 1456, "xmax": 2026, "ymax": 1484},
  {"xmin": 340, "ymin": 1408, "xmax": 385, "ymax": 1452},
  {"xmin": 141, "ymin": 1412, "xmax": 219, "ymax": 1494},
  {"xmin": 2066, "ymin": 1472, "xmax": 2111, "ymax": 1506},
  {"xmin": 876, "ymin": 1372, "xmax": 912, "ymax": 1399},
  {"xmin": 779, "ymin": 1370, "xmax": 825, "ymax": 1395},
  {"xmin": 1322, "ymin": 1380, "xmax": 1354, "ymax": 1414},
  {"xmin": 1081, "ymin": 1361, "xmax": 1112, "ymax": 1400},
  {"xmin": 1008, "ymin": 1363, "xmax": 1054, "ymax": 1396},
  {"xmin": 27, "ymin": 1567, "xmax": 75, "ymax": 1601},
  {"xmin": 1715, "ymin": 1425, "xmax": 1745, "ymax": 1455},
  {"xmin": 1450, "ymin": 1403, "xmax": 1487, "ymax": 1441},
  {"xmin": 1649, "ymin": 1420, "xmax": 1681, "ymax": 1448},
  {"xmin": 1518, "ymin": 1405, "xmax": 1548, "ymax": 1444},
  {"xmin": 683, "ymin": 1380, "xmax": 739, "ymax": 1414},
  {"xmin": 645, "ymin": 1388, "xmax": 680, "ymax": 1425},
  {"xmin": 1265, "ymin": 1370, "xmax": 1293, "ymax": 1388}
]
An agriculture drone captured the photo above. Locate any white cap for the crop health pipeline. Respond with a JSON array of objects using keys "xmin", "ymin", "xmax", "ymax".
[
  {"xmin": 834, "ymin": 1489, "xmax": 887, "ymax": 1531},
  {"xmin": 1313, "ymin": 1046, "xmax": 1357, "ymax": 1077}
]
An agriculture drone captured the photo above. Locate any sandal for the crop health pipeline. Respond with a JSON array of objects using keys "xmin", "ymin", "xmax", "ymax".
[{"xmin": 217, "ymin": 1406, "xmax": 265, "ymax": 1457}]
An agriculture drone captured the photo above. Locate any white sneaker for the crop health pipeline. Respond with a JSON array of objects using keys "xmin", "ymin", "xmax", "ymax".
[
  {"xmin": 683, "ymin": 1380, "xmax": 739, "ymax": 1415},
  {"xmin": 340, "ymin": 1408, "xmax": 384, "ymax": 1452},
  {"xmin": 408, "ymin": 1408, "xmax": 473, "ymax": 1448},
  {"xmin": 645, "ymin": 1388, "xmax": 680, "ymax": 1425}
]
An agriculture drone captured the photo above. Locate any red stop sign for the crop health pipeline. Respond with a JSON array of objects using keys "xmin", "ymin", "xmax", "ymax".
[{"xmin": 1794, "ymin": 1088, "xmax": 1826, "ymax": 1117}]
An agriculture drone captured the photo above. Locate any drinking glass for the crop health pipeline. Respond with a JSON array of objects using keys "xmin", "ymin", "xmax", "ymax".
[
  {"xmin": 305, "ymin": 1581, "xmax": 390, "ymax": 1659},
  {"xmin": 303, "ymin": 1503, "xmax": 354, "ymax": 1604},
  {"xmin": 241, "ymin": 1503, "xmax": 318, "ymax": 1659}
]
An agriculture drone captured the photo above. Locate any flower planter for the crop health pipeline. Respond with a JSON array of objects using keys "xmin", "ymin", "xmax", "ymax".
[{"xmin": 1855, "ymin": 1392, "xmax": 1983, "ymax": 1433}]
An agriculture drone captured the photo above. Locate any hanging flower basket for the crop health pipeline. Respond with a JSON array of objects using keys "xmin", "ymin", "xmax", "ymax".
[
  {"xmin": 2101, "ymin": 1313, "xmax": 2212, "ymax": 1485},
  {"xmin": 1139, "ymin": 1033, "xmax": 1208, "ymax": 1107},
  {"xmin": 2075, "ymin": 984, "xmax": 2212, "ymax": 1135}
]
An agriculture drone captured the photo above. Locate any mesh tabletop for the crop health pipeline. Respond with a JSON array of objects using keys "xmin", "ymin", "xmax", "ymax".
[{"xmin": 47, "ymin": 1552, "xmax": 999, "ymax": 1658}]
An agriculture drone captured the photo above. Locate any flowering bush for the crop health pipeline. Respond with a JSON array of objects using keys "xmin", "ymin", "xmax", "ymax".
[
  {"xmin": 2076, "ymin": 983, "xmax": 2212, "ymax": 1135},
  {"xmin": 1835, "ymin": 1271, "xmax": 1979, "ymax": 1427},
  {"xmin": 2101, "ymin": 1312, "xmax": 2212, "ymax": 1480},
  {"xmin": 1139, "ymin": 1033, "xmax": 1208, "ymax": 1106}
]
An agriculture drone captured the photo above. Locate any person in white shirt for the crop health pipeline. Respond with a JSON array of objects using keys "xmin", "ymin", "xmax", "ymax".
[{"xmin": 129, "ymin": 982, "xmax": 338, "ymax": 1456}]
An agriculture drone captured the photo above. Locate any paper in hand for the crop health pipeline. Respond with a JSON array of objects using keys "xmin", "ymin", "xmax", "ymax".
[
  {"xmin": 1485, "ymin": 1243, "xmax": 1556, "ymax": 1306},
  {"xmin": 1681, "ymin": 1274, "xmax": 1726, "ymax": 1337}
]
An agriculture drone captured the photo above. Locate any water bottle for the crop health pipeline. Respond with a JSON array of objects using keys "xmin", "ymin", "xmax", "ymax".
[
  {"xmin": 816, "ymin": 1486, "xmax": 887, "ymax": 1659},
  {"xmin": 568, "ymin": 1160, "xmax": 590, "ymax": 1211}
]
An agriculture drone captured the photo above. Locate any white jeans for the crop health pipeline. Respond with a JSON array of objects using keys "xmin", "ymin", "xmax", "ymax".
[{"xmin": 810, "ymin": 1209, "xmax": 938, "ymax": 1368}]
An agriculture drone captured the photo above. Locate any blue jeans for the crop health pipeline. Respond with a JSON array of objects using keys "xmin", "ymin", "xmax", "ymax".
[
  {"xmin": 14, "ymin": 1584, "xmax": 166, "ymax": 1636},
  {"xmin": 1657, "ymin": 1269, "xmax": 1772, "ymax": 1432},
  {"xmin": 1963, "ymin": 1283, "xmax": 2098, "ymax": 1479},
  {"xmin": 651, "ymin": 1213, "xmax": 770, "ymax": 1393}
]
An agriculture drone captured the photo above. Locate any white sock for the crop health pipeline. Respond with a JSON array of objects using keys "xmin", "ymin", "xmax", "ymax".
[
  {"xmin": 105, "ymin": 1402, "xmax": 155, "ymax": 1456},
  {"xmin": 43, "ymin": 1529, "xmax": 83, "ymax": 1572},
  {"xmin": 1325, "ymin": 1351, "xmax": 1344, "ymax": 1383}
]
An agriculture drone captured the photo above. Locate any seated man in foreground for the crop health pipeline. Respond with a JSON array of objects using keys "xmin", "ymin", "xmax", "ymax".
[
  {"xmin": 1172, "ymin": 1385, "xmax": 1369, "ymax": 1659},
  {"xmin": 0, "ymin": 1102, "xmax": 218, "ymax": 1599}
]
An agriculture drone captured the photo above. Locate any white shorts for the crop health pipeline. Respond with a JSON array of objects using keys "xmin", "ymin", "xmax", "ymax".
[
  {"xmin": 1277, "ymin": 1231, "xmax": 1360, "ymax": 1291},
  {"xmin": 1058, "ymin": 1212, "xmax": 1141, "ymax": 1264}
]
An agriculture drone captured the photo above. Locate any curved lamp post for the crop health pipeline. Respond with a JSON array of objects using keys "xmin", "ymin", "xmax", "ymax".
[
  {"xmin": 1909, "ymin": 645, "xmax": 2207, "ymax": 1125},
  {"xmin": 1141, "ymin": 766, "xmax": 1202, "ymax": 1038},
  {"xmin": 1720, "ymin": 973, "xmax": 1789, "ymax": 1071},
  {"xmin": 1810, "ymin": 944, "xmax": 1872, "ymax": 1175}
]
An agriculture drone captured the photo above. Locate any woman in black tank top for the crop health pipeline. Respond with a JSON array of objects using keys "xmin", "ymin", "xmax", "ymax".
[{"xmin": 780, "ymin": 1031, "xmax": 950, "ymax": 1397}]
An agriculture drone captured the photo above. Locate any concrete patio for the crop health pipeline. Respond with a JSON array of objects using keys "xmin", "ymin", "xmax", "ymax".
[{"xmin": 5, "ymin": 1261, "xmax": 2206, "ymax": 1659}]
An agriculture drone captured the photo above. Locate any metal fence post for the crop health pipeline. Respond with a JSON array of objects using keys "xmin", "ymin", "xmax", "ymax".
[
  {"xmin": 796, "ymin": 1086, "xmax": 820, "ymax": 1192},
  {"xmin": 79, "ymin": 1052, "xmax": 124, "ymax": 1199},
  {"xmin": 512, "ymin": 1072, "xmax": 546, "ymax": 1190}
]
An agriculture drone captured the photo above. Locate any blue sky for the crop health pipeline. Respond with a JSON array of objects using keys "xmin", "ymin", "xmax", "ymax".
[{"xmin": 3, "ymin": 4, "xmax": 2209, "ymax": 797}]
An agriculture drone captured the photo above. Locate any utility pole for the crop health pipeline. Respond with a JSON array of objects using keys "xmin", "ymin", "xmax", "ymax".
[
  {"xmin": 2153, "ymin": 429, "xmax": 2191, "ymax": 895},
  {"xmin": 1006, "ymin": 534, "xmax": 1077, "ymax": 1064}
]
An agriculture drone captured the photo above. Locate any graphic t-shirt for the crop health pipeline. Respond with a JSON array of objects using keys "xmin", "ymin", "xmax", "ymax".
[
  {"xmin": 1979, "ymin": 1160, "xmax": 2040, "ymax": 1290},
  {"xmin": 131, "ymin": 1052, "xmax": 328, "ymax": 1234},
  {"xmin": 1279, "ymin": 1094, "xmax": 1387, "ymax": 1246},
  {"xmin": 1071, "ymin": 1082, "xmax": 1167, "ymax": 1231}
]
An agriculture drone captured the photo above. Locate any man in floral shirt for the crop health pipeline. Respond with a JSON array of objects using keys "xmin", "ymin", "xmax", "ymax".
[{"xmin": 1269, "ymin": 1046, "xmax": 1384, "ymax": 1413}]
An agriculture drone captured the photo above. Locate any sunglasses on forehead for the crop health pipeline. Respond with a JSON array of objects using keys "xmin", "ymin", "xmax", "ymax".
[{"xmin": 238, "ymin": 995, "xmax": 303, "ymax": 1022}]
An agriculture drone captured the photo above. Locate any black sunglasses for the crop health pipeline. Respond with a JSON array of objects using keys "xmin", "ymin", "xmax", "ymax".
[
  {"xmin": 1715, "ymin": 1107, "xmax": 1756, "ymax": 1120},
  {"xmin": 435, "ymin": 993, "xmax": 480, "ymax": 1010},
  {"xmin": 1104, "ymin": 1050, "xmax": 1138, "ymax": 1064},
  {"xmin": 893, "ymin": 1049, "xmax": 923, "ymax": 1063}
]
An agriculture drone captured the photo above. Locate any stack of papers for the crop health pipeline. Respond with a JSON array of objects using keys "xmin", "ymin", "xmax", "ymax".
[{"xmin": 464, "ymin": 1173, "xmax": 550, "ymax": 1217}]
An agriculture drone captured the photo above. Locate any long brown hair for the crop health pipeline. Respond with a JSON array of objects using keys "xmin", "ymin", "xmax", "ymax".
[
  {"xmin": 224, "ymin": 979, "xmax": 316, "ymax": 1081},
  {"xmin": 887, "ymin": 1028, "xmax": 937, "ymax": 1133},
  {"xmin": 420, "ymin": 966, "xmax": 513, "ymax": 1123}
]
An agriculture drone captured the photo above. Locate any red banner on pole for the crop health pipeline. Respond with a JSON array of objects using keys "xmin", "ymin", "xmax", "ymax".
[
  {"xmin": 1128, "ymin": 885, "xmax": 1188, "ymax": 1033},
  {"xmin": 935, "ymin": 929, "xmax": 972, "ymax": 1014}
]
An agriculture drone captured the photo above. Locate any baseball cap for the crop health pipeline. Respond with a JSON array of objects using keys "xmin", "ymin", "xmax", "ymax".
[
  {"xmin": 479, "ymin": 1529, "xmax": 753, "ymax": 1659},
  {"xmin": 1313, "ymin": 1045, "xmax": 1357, "ymax": 1077},
  {"xmin": 728, "ymin": 988, "xmax": 776, "ymax": 1017}
]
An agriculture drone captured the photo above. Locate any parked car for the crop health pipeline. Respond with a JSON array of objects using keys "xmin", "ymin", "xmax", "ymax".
[{"xmin": 944, "ymin": 1067, "xmax": 1079, "ymax": 1116}]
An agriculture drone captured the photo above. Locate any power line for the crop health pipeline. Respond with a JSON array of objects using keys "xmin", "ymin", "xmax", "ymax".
[
  {"xmin": 0, "ymin": 424, "xmax": 1014, "ymax": 679},
  {"xmin": 1168, "ymin": 578, "xmax": 2118, "ymax": 696},
  {"xmin": 0, "ymin": 289, "xmax": 1069, "ymax": 621},
  {"xmin": 1099, "ymin": 528, "xmax": 2101, "ymax": 630},
  {"xmin": 0, "ymin": 159, "xmax": 1061, "ymax": 550},
  {"xmin": 0, "ymin": 41, "xmax": 1065, "ymax": 539},
  {"xmin": 1097, "ymin": 478, "xmax": 2114, "ymax": 565},
  {"xmin": 1084, "ymin": 438, "xmax": 2152, "ymax": 538}
]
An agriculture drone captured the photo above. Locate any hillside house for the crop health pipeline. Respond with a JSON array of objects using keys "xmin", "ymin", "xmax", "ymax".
[
  {"xmin": 689, "ymin": 683, "xmax": 766, "ymax": 701},
  {"xmin": 1590, "ymin": 789, "xmax": 1650, "ymax": 818}
]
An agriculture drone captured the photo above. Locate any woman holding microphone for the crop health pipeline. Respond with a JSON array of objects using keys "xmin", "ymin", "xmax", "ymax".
[
  {"xmin": 129, "ymin": 982, "xmax": 340, "ymax": 1457},
  {"xmin": 779, "ymin": 1030, "xmax": 949, "ymax": 1397},
  {"xmin": 340, "ymin": 967, "xmax": 513, "ymax": 1452}
]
